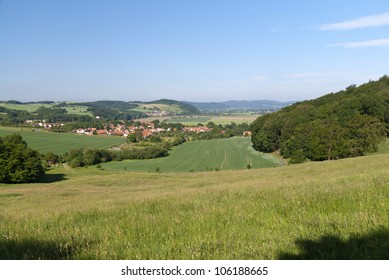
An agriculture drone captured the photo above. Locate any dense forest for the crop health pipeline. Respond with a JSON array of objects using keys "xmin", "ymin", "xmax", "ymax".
[{"xmin": 250, "ymin": 76, "xmax": 389, "ymax": 163}]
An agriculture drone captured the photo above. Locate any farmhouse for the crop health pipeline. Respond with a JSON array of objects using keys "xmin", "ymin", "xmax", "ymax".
[{"xmin": 243, "ymin": 131, "xmax": 252, "ymax": 137}]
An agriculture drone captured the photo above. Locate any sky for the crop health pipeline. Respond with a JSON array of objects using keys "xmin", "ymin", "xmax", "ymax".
[{"xmin": 1, "ymin": 0, "xmax": 389, "ymax": 102}]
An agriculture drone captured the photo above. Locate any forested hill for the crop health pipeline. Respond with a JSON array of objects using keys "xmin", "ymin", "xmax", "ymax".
[{"xmin": 250, "ymin": 76, "xmax": 389, "ymax": 163}]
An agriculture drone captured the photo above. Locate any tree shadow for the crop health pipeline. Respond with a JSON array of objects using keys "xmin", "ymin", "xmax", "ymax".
[
  {"xmin": 0, "ymin": 239, "xmax": 79, "ymax": 260},
  {"xmin": 278, "ymin": 228, "xmax": 389, "ymax": 260},
  {"xmin": 39, "ymin": 173, "xmax": 68, "ymax": 183}
]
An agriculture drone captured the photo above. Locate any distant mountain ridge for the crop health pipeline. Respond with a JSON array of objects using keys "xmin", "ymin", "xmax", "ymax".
[{"xmin": 183, "ymin": 100, "xmax": 294, "ymax": 110}]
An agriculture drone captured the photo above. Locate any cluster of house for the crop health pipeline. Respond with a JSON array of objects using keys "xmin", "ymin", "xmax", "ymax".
[
  {"xmin": 73, "ymin": 121, "xmax": 236, "ymax": 139},
  {"xmin": 182, "ymin": 126, "xmax": 212, "ymax": 133},
  {"xmin": 25, "ymin": 120, "xmax": 65, "ymax": 129},
  {"xmin": 75, "ymin": 121, "xmax": 182, "ymax": 138},
  {"xmin": 145, "ymin": 110, "xmax": 174, "ymax": 117},
  {"xmin": 25, "ymin": 119, "xmax": 252, "ymax": 138}
]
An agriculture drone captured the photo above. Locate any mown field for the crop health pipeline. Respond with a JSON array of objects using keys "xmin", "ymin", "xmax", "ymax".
[
  {"xmin": 0, "ymin": 152, "xmax": 388, "ymax": 259},
  {"xmin": 101, "ymin": 137, "xmax": 280, "ymax": 172},
  {"xmin": 0, "ymin": 126, "xmax": 125, "ymax": 154}
]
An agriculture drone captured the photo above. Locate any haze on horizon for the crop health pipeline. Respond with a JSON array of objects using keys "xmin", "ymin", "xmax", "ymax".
[{"xmin": 1, "ymin": 0, "xmax": 389, "ymax": 102}]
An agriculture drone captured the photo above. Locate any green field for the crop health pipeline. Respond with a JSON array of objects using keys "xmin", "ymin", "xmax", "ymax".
[
  {"xmin": 61, "ymin": 105, "xmax": 92, "ymax": 116},
  {"xmin": 0, "ymin": 152, "xmax": 388, "ymax": 259},
  {"xmin": 101, "ymin": 137, "xmax": 280, "ymax": 172},
  {"xmin": 0, "ymin": 102, "xmax": 53, "ymax": 112},
  {"xmin": 0, "ymin": 126, "xmax": 125, "ymax": 154}
]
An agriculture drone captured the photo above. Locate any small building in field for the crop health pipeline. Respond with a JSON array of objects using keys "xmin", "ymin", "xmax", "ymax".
[{"xmin": 243, "ymin": 131, "xmax": 252, "ymax": 137}]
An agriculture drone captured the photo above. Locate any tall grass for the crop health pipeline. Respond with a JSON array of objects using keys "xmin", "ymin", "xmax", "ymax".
[{"xmin": 0, "ymin": 153, "xmax": 388, "ymax": 259}]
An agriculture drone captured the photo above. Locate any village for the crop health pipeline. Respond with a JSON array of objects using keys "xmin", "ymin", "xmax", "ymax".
[
  {"xmin": 26, "ymin": 117, "xmax": 252, "ymax": 140},
  {"xmin": 74, "ymin": 122, "xmax": 214, "ymax": 138}
]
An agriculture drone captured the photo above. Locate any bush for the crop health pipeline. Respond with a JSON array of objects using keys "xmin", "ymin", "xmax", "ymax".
[{"xmin": 289, "ymin": 149, "xmax": 307, "ymax": 164}]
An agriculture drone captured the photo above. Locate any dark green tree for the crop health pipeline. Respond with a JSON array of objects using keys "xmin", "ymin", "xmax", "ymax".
[{"xmin": 0, "ymin": 134, "xmax": 45, "ymax": 183}]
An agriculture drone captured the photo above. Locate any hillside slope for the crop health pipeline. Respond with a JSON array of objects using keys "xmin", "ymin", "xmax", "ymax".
[
  {"xmin": 251, "ymin": 76, "xmax": 389, "ymax": 162},
  {"xmin": 0, "ymin": 152, "xmax": 388, "ymax": 259}
]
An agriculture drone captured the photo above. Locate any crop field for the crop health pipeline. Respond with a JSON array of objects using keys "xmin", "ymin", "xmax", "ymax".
[
  {"xmin": 0, "ymin": 153, "xmax": 388, "ymax": 259},
  {"xmin": 0, "ymin": 126, "xmax": 125, "ymax": 154},
  {"xmin": 101, "ymin": 137, "xmax": 280, "ymax": 172}
]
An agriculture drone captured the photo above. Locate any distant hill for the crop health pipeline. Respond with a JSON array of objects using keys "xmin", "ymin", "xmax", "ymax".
[
  {"xmin": 73, "ymin": 99, "xmax": 199, "ymax": 115},
  {"xmin": 183, "ymin": 100, "xmax": 294, "ymax": 111},
  {"xmin": 144, "ymin": 99, "xmax": 200, "ymax": 114}
]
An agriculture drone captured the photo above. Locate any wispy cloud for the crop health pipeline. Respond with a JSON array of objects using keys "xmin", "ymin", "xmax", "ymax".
[
  {"xmin": 329, "ymin": 38, "xmax": 389, "ymax": 48},
  {"xmin": 318, "ymin": 12, "xmax": 389, "ymax": 30}
]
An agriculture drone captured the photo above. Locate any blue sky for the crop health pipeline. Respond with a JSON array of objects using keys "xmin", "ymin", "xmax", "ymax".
[{"xmin": 1, "ymin": 0, "xmax": 389, "ymax": 102}]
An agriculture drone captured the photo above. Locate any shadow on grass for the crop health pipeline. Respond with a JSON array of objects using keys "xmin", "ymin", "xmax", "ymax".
[
  {"xmin": 39, "ymin": 173, "xmax": 67, "ymax": 183},
  {"xmin": 278, "ymin": 228, "xmax": 389, "ymax": 260},
  {"xmin": 0, "ymin": 239, "xmax": 80, "ymax": 260}
]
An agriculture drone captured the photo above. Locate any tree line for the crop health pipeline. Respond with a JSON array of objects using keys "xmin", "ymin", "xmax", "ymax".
[{"xmin": 250, "ymin": 76, "xmax": 389, "ymax": 163}]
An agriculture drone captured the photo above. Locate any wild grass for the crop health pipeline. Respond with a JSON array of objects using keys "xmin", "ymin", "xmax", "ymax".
[{"xmin": 0, "ymin": 152, "xmax": 388, "ymax": 259}]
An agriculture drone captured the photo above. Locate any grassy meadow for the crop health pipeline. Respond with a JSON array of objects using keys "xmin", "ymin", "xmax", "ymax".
[
  {"xmin": 0, "ymin": 126, "xmax": 125, "ymax": 154},
  {"xmin": 0, "ymin": 152, "xmax": 388, "ymax": 259},
  {"xmin": 102, "ymin": 137, "xmax": 280, "ymax": 172}
]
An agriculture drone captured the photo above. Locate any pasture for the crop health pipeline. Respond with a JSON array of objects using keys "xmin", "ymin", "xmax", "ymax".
[
  {"xmin": 0, "ymin": 153, "xmax": 388, "ymax": 259},
  {"xmin": 101, "ymin": 137, "xmax": 280, "ymax": 172},
  {"xmin": 0, "ymin": 126, "xmax": 125, "ymax": 154}
]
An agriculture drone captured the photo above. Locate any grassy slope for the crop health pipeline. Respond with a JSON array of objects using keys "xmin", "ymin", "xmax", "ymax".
[
  {"xmin": 0, "ymin": 126, "xmax": 125, "ymax": 154},
  {"xmin": 101, "ymin": 137, "xmax": 280, "ymax": 172},
  {"xmin": 0, "ymin": 153, "xmax": 388, "ymax": 259}
]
